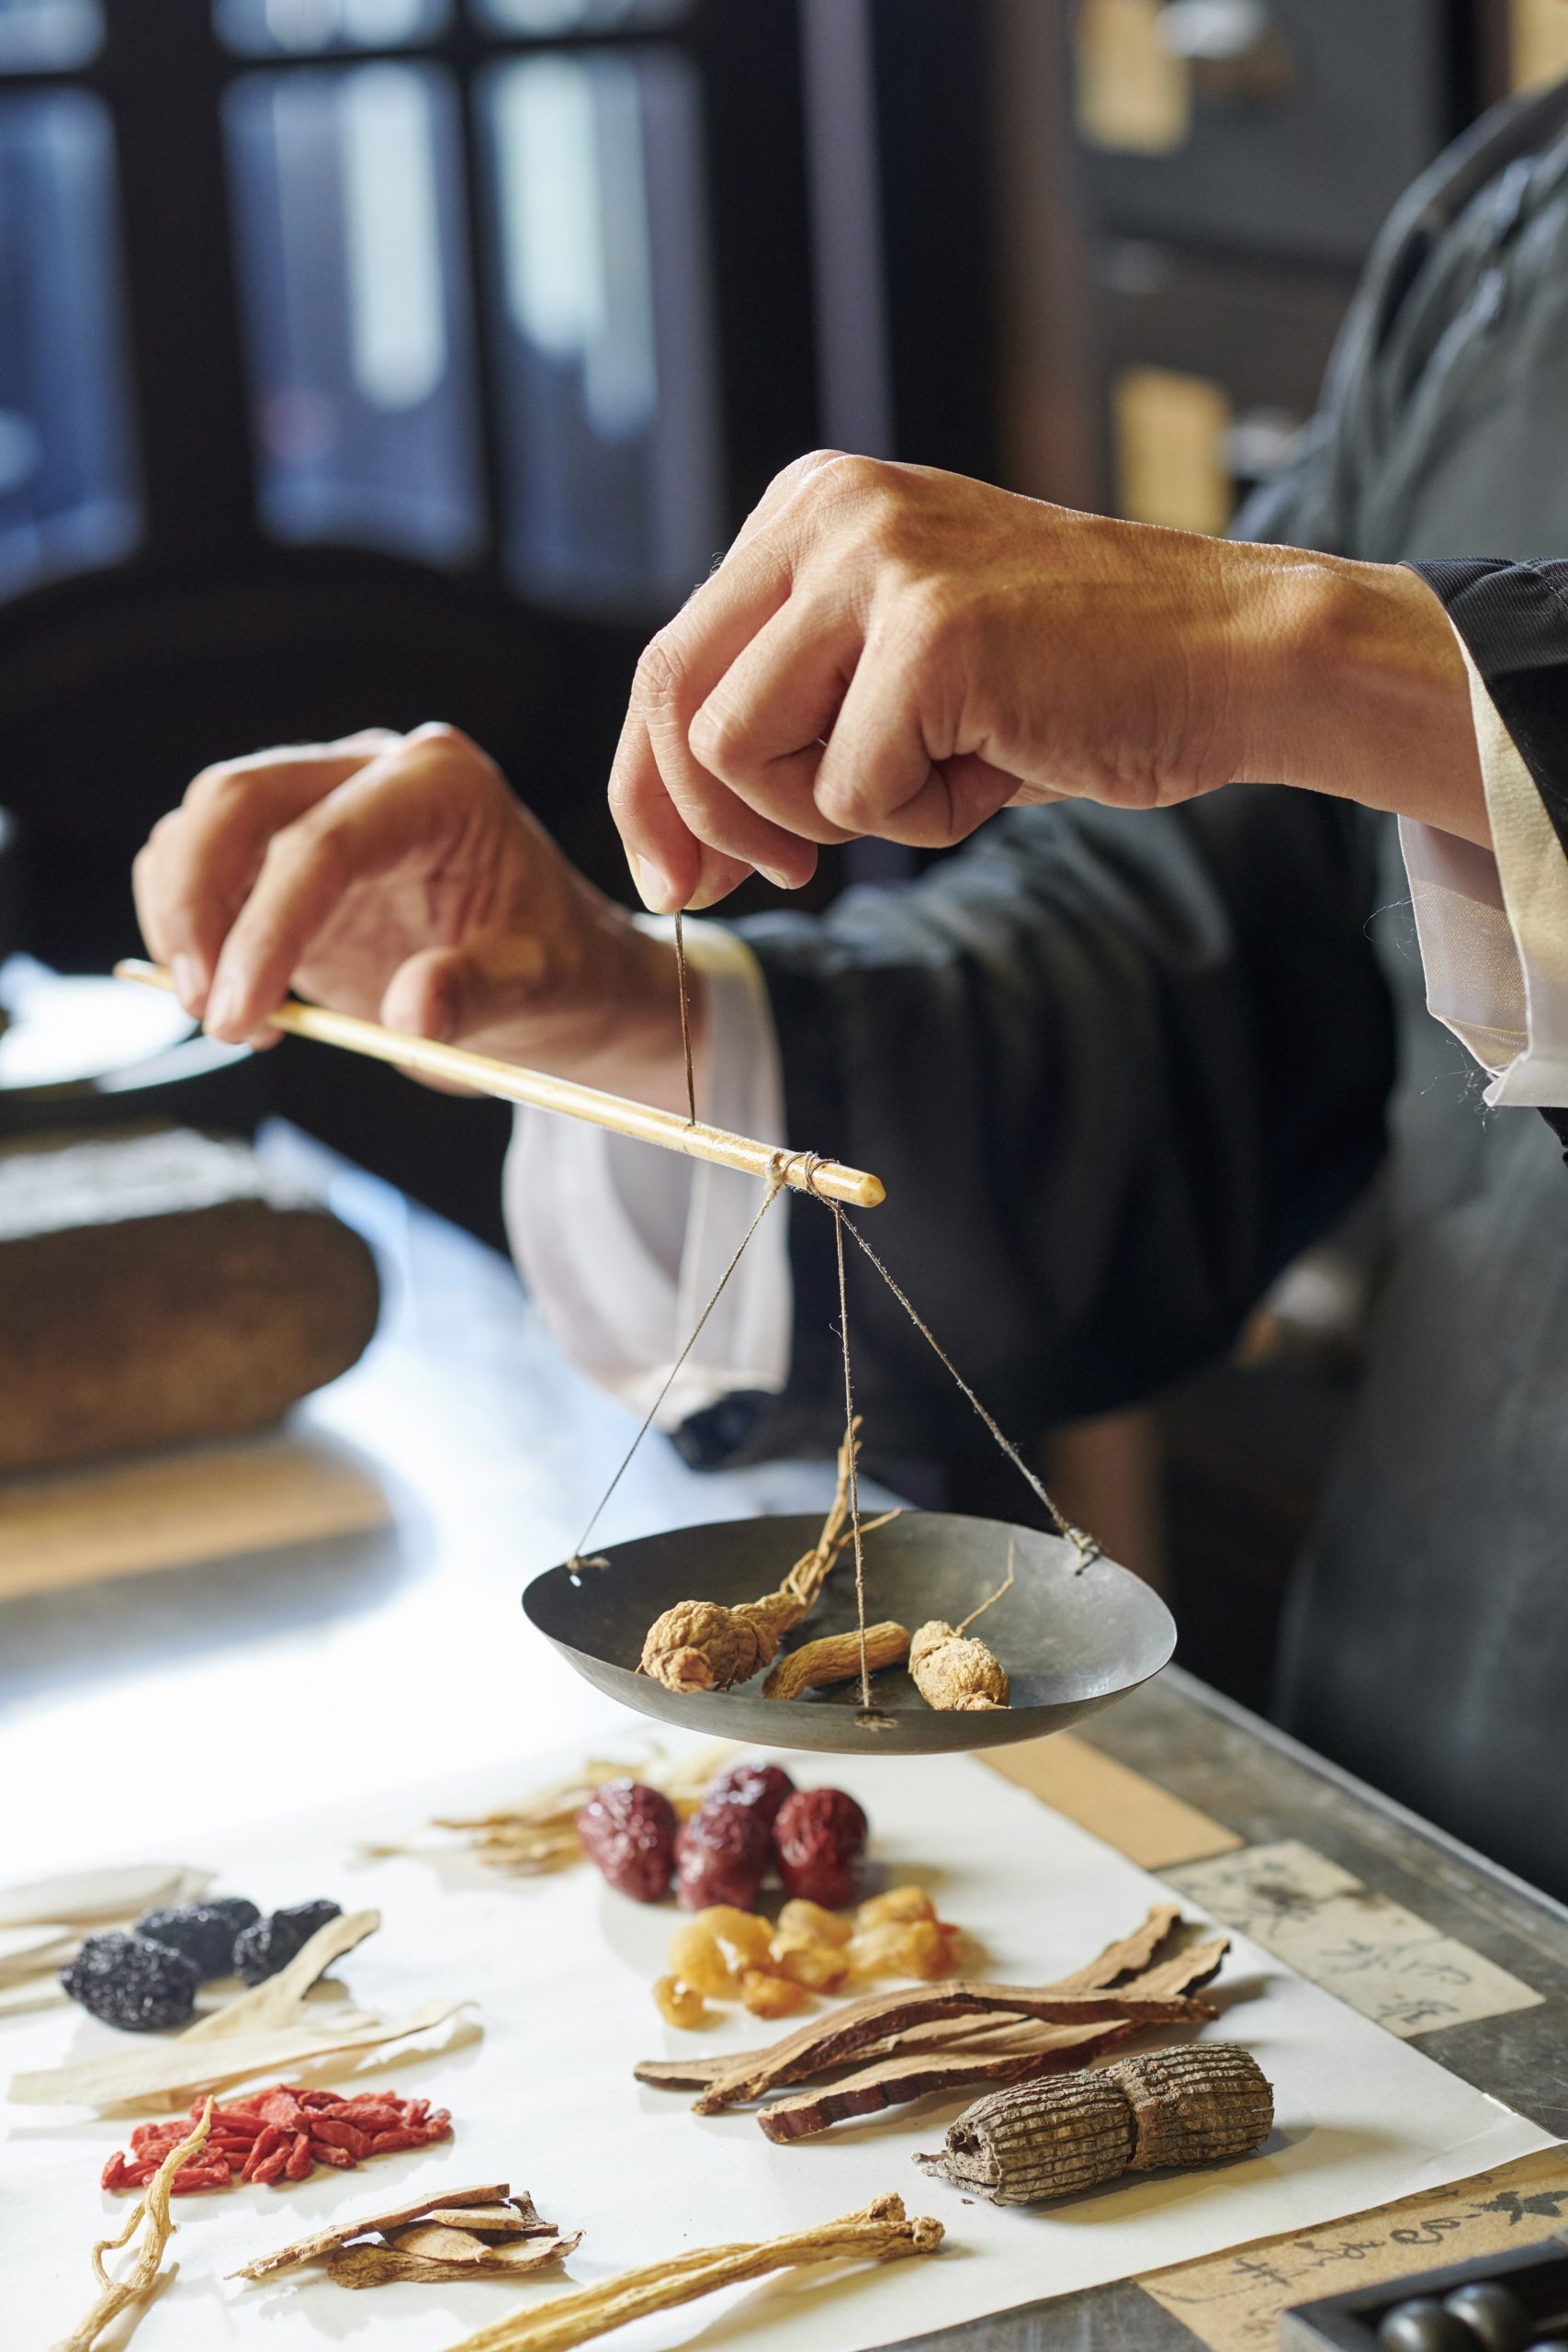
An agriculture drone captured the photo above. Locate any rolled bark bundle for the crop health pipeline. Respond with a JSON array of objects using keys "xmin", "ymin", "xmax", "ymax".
[
  {"xmin": 1108, "ymin": 2043, "xmax": 1275, "ymax": 2171},
  {"xmin": 916, "ymin": 2043, "xmax": 1272, "ymax": 2206}
]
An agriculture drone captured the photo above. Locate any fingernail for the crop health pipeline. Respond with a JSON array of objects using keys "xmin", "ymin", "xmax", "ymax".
[
  {"xmin": 205, "ymin": 977, "xmax": 240, "ymax": 1035},
  {"xmin": 634, "ymin": 855, "xmax": 676, "ymax": 913},
  {"xmin": 170, "ymin": 954, "xmax": 202, "ymax": 1012},
  {"xmin": 758, "ymin": 865, "xmax": 794, "ymax": 891}
]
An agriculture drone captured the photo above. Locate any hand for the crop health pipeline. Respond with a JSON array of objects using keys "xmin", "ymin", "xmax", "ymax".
[
  {"xmin": 132, "ymin": 723, "xmax": 694, "ymax": 1110},
  {"xmin": 608, "ymin": 451, "xmax": 1486, "ymax": 908}
]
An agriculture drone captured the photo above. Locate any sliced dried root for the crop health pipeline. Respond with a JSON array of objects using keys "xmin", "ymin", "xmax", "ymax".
[
  {"xmin": 11, "ymin": 1994, "xmax": 470, "ymax": 2115},
  {"xmin": 434, "ymin": 2194, "xmax": 942, "ymax": 2352},
  {"xmin": 763, "ymin": 1621, "xmax": 909, "ymax": 1702},
  {"xmin": 916, "ymin": 2043, "xmax": 1273, "ymax": 2205},
  {"xmin": 232, "ymin": 2183, "xmax": 579, "ymax": 2290},
  {"xmin": 52, "ymin": 2098, "xmax": 213, "ymax": 2352},
  {"xmin": 181, "ymin": 1909, "xmax": 378, "ymax": 2043}
]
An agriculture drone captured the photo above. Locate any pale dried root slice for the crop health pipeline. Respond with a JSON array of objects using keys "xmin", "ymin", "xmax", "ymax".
[
  {"xmin": 908, "ymin": 1622, "xmax": 1009, "ymax": 1711},
  {"xmin": 11, "ymin": 1993, "xmax": 470, "ymax": 2113},
  {"xmin": 763, "ymin": 1621, "xmax": 909, "ymax": 1702},
  {"xmin": 52, "ymin": 2098, "xmax": 213, "ymax": 2352},
  {"xmin": 434, "ymin": 2194, "xmax": 942, "ymax": 2352},
  {"xmin": 916, "ymin": 2042, "xmax": 1273, "ymax": 2205},
  {"xmin": 182, "ymin": 1908, "xmax": 379, "ymax": 2042}
]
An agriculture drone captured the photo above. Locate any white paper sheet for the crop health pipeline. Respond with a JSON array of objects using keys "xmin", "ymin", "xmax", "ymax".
[{"xmin": 4, "ymin": 1747, "xmax": 1553, "ymax": 2352}]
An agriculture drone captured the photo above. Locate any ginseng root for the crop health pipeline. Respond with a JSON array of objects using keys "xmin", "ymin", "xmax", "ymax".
[{"xmin": 640, "ymin": 1421, "xmax": 896, "ymax": 1694}]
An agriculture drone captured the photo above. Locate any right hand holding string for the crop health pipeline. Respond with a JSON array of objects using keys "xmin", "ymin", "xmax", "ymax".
[{"xmin": 132, "ymin": 722, "xmax": 695, "ymax": 1108}]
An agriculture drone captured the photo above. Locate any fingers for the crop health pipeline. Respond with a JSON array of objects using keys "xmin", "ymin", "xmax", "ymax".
[
  {"xmin": 379, "ymin": 940, "xmax": 544, "ymax": 1050},
  {"xmin": 132, "ymin": 731, "xmax": 397, "ymax": 1014},
  {"xmin": 611, "ymin": 459, "xmax": 878, "ymax": 910},
  {"xmin": 811, "ymin": 628, "xmax": 1019, "ymax": 848},
  {"xmin": 200, "ymin": 729, "xmax": 477, "ymax": 1041},
  {"xmin": 685, "ymin": 594, "xmax": 863, "ymax": 847}
]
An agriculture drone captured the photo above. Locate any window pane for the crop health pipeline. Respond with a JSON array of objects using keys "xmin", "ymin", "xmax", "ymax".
[
  {"xmin": 483, "ymin": 49, "xmax": 721, "ymax": 615},
  {"xmin": 215, "ymin": 0, "xmax": 447, "ymax": 60},
  {"xmin": 225, "ymin": 63, "xmax": 482, "ymax": 564},
  {"xmin": 0, "ymin": 91, "xmax": 140, "ymax": 601},
  {"xmin": 0, "ymin": 0, "xmax": 101, "ymax": 72},
  {"xmin": 472, "ymin": 0, "xmax": 687, "ymax": 30}
]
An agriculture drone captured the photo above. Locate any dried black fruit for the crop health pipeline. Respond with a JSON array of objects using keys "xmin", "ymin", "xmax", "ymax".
[
  {"xmin": 60, "ymin": 1930, "xmax": 200, "ymax": 2032},
  {"xmin": 136, "ymin": 1898, "xmax": 259, "ymax": 1980},
  {"xmin": 232, "ymin": 1899, "xmax": 343, "ymax": 1985}
]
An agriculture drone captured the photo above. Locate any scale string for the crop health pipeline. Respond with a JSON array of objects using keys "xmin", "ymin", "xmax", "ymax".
[
  {"xmin": 829, "ymin": 1199, "xmax": 873, "ymax": 1713},
  {"xmin": 833, "ymin": 1207, "xmax": 1100, "ymax": 1570},
  {"xmin": 565, "ymin": 1164, "xmax": 785, "ymax": 1573},
  {"xmin": 673, "ymin": 909, "xmax": 697, "ymax": 1128}
]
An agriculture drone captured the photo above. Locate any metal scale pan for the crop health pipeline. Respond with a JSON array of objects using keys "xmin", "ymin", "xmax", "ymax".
[{"xmin": 524, "ymin": 1510, "xmax": 1176, "ymax": 1757}]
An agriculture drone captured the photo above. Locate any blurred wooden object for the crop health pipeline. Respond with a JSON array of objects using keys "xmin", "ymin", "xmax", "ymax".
[
  {"xmin": 0, "ymin": 1126, "xmax": 379, "ymax": 1475},
  {"xmin": 0, "ymin": 1434, "xmax": 389, "ymax": 1600},
  {"xmin": 1510, "ymin": 0, "xmax": 1568, "ymax": 89}
]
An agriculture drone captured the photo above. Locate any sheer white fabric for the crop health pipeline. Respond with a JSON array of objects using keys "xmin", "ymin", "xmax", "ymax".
[
  {"xmin": 502, "ymin": 914, "xmax": 794, "ymax": 1423},
  {"xmin": 1402, "ymin": 635, "xmax": 1568, "ymax": 1105}
]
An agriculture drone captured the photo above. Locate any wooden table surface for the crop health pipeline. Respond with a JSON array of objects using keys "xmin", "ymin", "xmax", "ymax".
[{"xmin": 3, "ymin": 1120, "xmax": 1564, "ymax": 2351}]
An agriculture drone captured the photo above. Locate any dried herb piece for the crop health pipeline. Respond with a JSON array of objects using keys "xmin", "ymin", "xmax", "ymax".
[
  {"xmin": 331, "ymin": 2234, "xmax": 581, "ymax": 2289},
  {"xmin": 181, "ymin": 1907, "xmax": 377, "ymax": 2042},
  {"xmin": 232, "ymin": 2181, "xmax": 514, "ymax": 2280},
  {"xmin": 369, "ymin": 1747, "xmax": 730, "ymax": 1877},
  {"xmin": 916, "ymin": 2042, "xmax": 1274, "ymax": 2205},
  {"xmin": 434, "ymin": 2193, "xmax": 942, "ymax": 2352},
  {"xmin": 908, "ymin": 1622, "xmax": 1009, "ymax": 1712},
  {"xmin": 105, "ymin": 2083, "xmax": 453, "ymax": 2194},
  {"xmin": 577, "ymin": 1782, "xmax": 678, "ymax": 1903},
  {"xmin": 639, "ymin": 1424, "xmax": 897, "ymax": 1694},
  {"xmin": 12, "ymin": 1993, "xmax": 468, "ymax": 2112},
  {"xmin": 52, "ymin": 2099, "xmax": 213, "ymax": 2352},
  {"xmin": 764, "ymin": 1622, "xmax": 910, "ymax": 1702},
  {"xmin": 692, "ymin": 1980, "xmax": 1204, "ymax": 2114}
]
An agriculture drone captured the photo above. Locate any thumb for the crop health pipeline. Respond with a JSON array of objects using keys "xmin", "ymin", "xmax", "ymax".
[{"xmin": 381, "ymin": 944, "xmax": 544, "ymax": 1054}]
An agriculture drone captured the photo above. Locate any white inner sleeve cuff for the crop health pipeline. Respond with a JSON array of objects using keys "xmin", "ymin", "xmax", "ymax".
[
  {"xmin": 502, "ymin": 916, "xmax": 793, "ymax": 1427},
  {"xmin": 1400, "ymin": 633, "xmax": 1568, "ymax": 1107}
]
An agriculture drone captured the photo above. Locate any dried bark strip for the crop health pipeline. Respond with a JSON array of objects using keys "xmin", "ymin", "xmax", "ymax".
[
  {"xmin": 763, "ymin": 1621, "xmax": 909, "ymax": 1702},
  {"xmin": 693, "ymin": 1983, "xmax": 1204, "ymax": 2114},
  {"xmin": 433, "ymin": 2194, "xmax": 942, "ymax": 2352},
  {"xmin": 1047, "ymin": 1903, "xmax": 1183, "ymax": 1990},
  {"xmin": 758, "ymin": 2030, "xmax": 1144, "ymax": 2141},
  {"xmin": 634, "ymin": 1916, "xmax": 1229, "ymax": 2095},
  {"xmin": 232, "ymin": 2182, "xmax": 513, "ymax": 2281},
  {"xmin": 52, "ymin": 2100, "xmax": 213, "ymax": 2352}
]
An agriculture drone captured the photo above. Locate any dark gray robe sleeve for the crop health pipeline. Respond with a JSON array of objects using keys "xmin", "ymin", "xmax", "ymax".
[{"xmin": 672, "ymin": 790, "xmax": 1393, "ymax": 1468}]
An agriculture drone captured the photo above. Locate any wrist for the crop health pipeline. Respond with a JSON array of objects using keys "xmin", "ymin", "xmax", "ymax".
[{"xmin": 1241, "ymin": 548, "xmax": 1488, "ymax": 846}]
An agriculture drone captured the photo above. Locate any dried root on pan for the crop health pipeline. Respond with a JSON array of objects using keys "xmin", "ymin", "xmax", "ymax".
[
  {"xmin": 763, "ymin": 1621, "xmax": 910, "ymax": 1702},
  {"xmin": 639, "ymin": 1422, "xmax": 897, "ymax": 1694},
  {"xmin": 916, "ymin": 2043, "xmax": 1274, "ymax": 2205},
  {"xmin": 908, "ymin": 1542, "xmax": 1015, "ymax": 1712},
  {"xmin": 434, "ymin": 2195, "xmax": 942, "ymax": 2352},
  {"xmin": 52, "ymin": 2099, "xmax": 213, "ymax": 2352}
]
